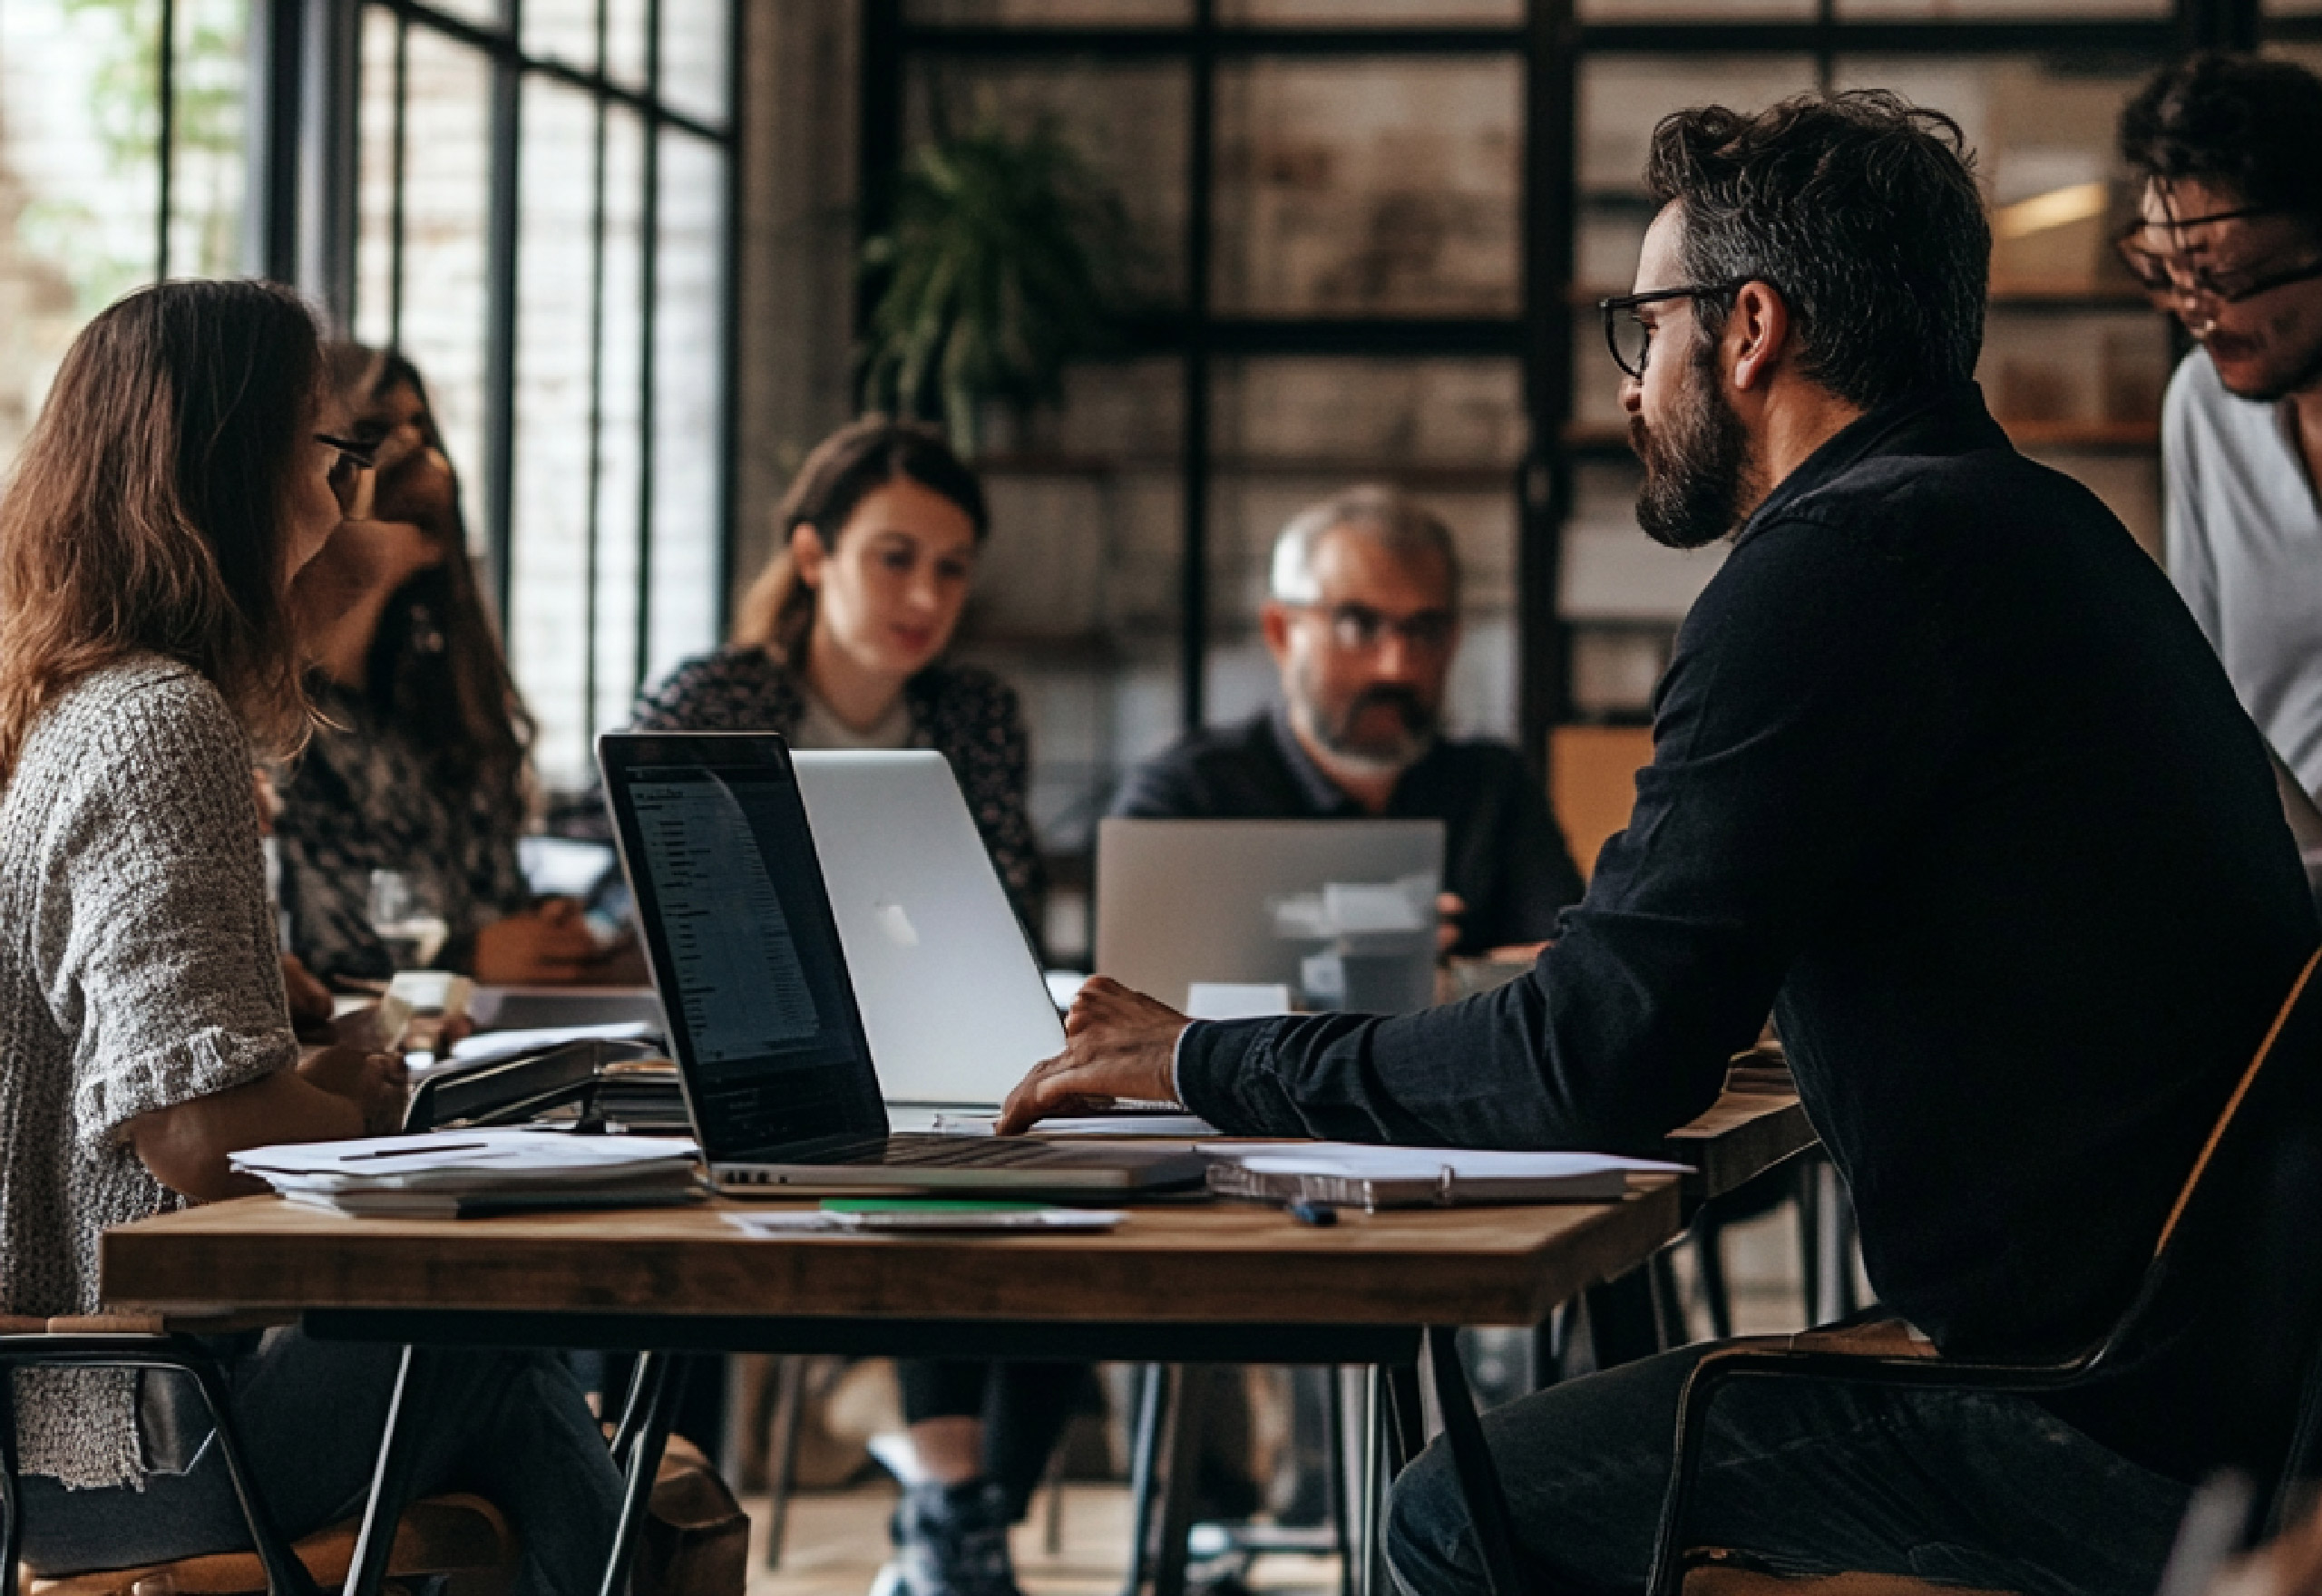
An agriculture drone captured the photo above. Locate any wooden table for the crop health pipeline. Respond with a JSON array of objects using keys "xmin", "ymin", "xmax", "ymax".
[{"xmin": 105, "ymin": 1178, "xmax": 1684, "ymax": 1596}]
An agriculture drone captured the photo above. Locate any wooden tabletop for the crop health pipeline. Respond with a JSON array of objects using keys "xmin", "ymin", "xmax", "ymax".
[
  {"xmin": 1664, "ymin": 1087, "xmax": 1816, "ymax": 1201},
  {"xmin": 102, "ymin": 1178, "xmax": 1682, "ymax": 1333}
]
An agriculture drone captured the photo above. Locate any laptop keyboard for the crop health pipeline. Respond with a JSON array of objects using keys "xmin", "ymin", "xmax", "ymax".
[{"xmin": 758, "ymin": 1135, "xmax": 1078, "ymax": 1170}]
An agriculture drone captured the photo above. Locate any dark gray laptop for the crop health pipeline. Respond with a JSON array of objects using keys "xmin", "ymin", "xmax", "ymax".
[{"xmin": 597, "ymin": 731, "xmax": 1204, "ymax": 1197}]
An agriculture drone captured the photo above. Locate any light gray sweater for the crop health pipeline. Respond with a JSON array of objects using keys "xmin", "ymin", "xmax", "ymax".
[{"xmin": 0, "ymin": 657, "xmax": 297, "ymax": 1487}]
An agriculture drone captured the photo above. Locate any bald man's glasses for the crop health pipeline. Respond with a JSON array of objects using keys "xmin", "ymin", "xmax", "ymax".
[{"xmin": 1289, "ymin": 602, "xmax": 1457, "ymax": 655}]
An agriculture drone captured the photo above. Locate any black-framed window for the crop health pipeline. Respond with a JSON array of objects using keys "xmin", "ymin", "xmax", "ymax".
[{"xmin": 349, "ymin": 0, "xmax": 740, "ymax": 791}]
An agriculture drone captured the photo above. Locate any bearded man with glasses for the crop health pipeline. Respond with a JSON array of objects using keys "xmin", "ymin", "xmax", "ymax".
[
  {"xmin": 1110, "ymin": 484, "xmax": 1584, "ymax": 959},
  {"xmin": 1006, "ymin": 89, "xmax": 2319, "ymax": 1596},
  {"xmin": 2121, "ymin": 53, "xmax": 2322, "ymax": 803}
]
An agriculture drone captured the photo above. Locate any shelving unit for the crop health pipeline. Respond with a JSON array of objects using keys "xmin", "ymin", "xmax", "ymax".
[{"xmin": 863, "ymin": 0, "xmax": 2290, "ymax": 930}]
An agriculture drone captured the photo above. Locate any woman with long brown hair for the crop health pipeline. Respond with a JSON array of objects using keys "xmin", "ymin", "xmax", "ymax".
[
  {"xmin": 273, "ymin": 344, "xmax": 605, "ymax": 985},
  {"xmin": 0, "ymin": 280, "xmax": 618, "ymax": 1581}
]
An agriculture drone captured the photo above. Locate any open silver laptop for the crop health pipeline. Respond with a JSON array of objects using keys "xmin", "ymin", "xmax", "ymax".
[
  {"xmin": 793, "ymin": 750, "xmax": 1065, "ymax": 1110},
  {"xmin": 1095, "ymin": 818, "xmax": 1445, "ymax": 1013},
  {"xmin": 597, "ymin": 732, "xmax": 1203, "ymax": 1197}
]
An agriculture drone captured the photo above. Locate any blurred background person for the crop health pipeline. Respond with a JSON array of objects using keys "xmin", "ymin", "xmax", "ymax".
[
  {"xmin": 631, "ymin": 414, "xmax": 1069, "ymax": 1596},
  {"xmin": 274, "ymin": 344, "xmax": 609, "ymax": 987}
]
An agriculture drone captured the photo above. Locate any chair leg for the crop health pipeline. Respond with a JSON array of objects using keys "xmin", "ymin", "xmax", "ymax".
[
  {"xmin": 1042, "ymin": 1435, "xmax": 1067, "ymax": 1554},
  {"xmin": 180, "ymin": 1352, "xmax": 323, "ymax": 1596},
  {"xmin": 1147, "ymin": 1367, "xmax": 1213, "ymax": 1596},
  {"xmin": 1795, "ymin": 1157, "xmax": 1823, "ymax": 1327},
  {"xmin": 601, "ymin": 1352, "xmax": 688, "ymax": 1596},
  {"xmin": 762, "ymin": 1356, "xmax": 808, "ymax": 1571},
  {"xmin": 1693, "ymin": 1217, "xmax": 1734, "ymax": 1341},
  {"xmin": 0, "ymin": 1371, "xmax": 21, "ymax": 1596}
]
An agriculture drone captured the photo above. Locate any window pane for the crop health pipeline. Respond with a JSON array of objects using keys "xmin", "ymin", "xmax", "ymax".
[
  {"xmin": 1582, "ymin": 54, "xmax": 1820, "ymax": 196},
  {"xmin": 354, "ymin": 6, "xmax": 401, "ymax": 348},
  {"xmin": 523, "ymin": 0, "xmax": 598, "ymax": 73},
  {"xmin": 1213, "ymin": 57, "xmax": 1520, "ymax": 316},
  {"xmin": 905, "ymin": 59, "xmax": 1189, "ymax": 307},
  {"xmin": 1208, "ymin": 357, "xmax": 1521, "ymax": 739},
  {"xmin": 905, "ymin": 0, "xmax": 1192, "ymax": 19},
  {"xmin": 1833, "ymin": 55, "xmax": 2145, "ymax": 297},
  {"xmin": 0, "ymin": 0, "xmax": 161, "ymax": 466},
  {"xmin": 660, "ymin": 0, "xmax": 729, "ymax": 126},
  {"xmin": 1578, "ymin": 0, "xmax": 1810, "ymax": 16},
  {"xmin": 607, "ymin": 0, "xmax": 649, "ymax": 92},
  {"xmin": 953, "ymin": 360, "xmax": 1185, "ymax": 873},
  {"xmin": 166, "ymin": 0, "xmax": 245, "ymax": 278},
  {"xmin": 393, "ymin": 27, "xmax": 493, "ymax": 560},
  {"xmin": 1218, "ymin": 0, "xmax": 1517, "ymax": 19},
  {"xmin": 421, "ymin": 0, "xmax": 505, "ymax": 30},
  {"xmin": 1839, "ymin": 0, "xmax": 2163, "ymax": 14},
  {"xmin": 591, "ymin": 107, "xmax": 648, "ymax": 766},
  {"xmin": 648, "ymin": 129, "xmax": 726, "ymax": 691},
  {"xmin": 509, "ymin": 80, "xmax": 599, "ymax": 793}
]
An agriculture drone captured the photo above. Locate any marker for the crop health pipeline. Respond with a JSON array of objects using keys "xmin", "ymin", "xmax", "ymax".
[{"xmin": 1288, "ymin": 1199, "xmax": 1338, "ymax": 1228}]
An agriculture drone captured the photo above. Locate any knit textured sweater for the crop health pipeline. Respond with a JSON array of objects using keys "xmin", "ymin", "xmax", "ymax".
[{"xmin": 0, "ymin": 657, "xmax": 296, "ymax": 1487}]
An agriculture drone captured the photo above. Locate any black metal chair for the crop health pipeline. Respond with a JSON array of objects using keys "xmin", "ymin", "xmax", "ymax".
[{"xmin": 1644, "ymin": 945, "xmax": 2322, "ymax": 1596}]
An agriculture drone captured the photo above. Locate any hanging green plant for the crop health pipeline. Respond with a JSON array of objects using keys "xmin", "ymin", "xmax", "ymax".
[{"xmin": 859, "ymin": 118, "xmax": 1133, "ymax": 455}]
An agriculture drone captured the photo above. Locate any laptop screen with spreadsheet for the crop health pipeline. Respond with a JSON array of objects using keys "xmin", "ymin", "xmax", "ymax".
[{"xmin": 597, "ymin": 732, "xmax": 886, "ymax": 1158}]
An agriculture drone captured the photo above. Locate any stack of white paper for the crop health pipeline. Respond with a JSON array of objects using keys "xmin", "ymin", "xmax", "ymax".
[{"xmin": 232, "ymin": 1128, "xmax": 702, "ymax": 1219}]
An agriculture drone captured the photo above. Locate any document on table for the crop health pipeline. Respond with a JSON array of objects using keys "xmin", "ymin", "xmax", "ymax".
[
  {"xmin": 1205, "ymin": 1143, "xmax": 1686, "ymax": 1208},
  {"xmin": 726, "ymin": 1202, "xmax": 1126, "ymax": 1236},
  {"xmin": 447, "ymin": 1020, "xmax": 659, "ymax": 1065}
]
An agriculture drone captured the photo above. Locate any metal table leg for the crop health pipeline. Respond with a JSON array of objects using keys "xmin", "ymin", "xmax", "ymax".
[
  {"xmin": 1119, "ymin": 1365, "xmax": 1170, "ymax": 1596},
  {"xmin": 1425, "ymin": 1328, "xmax": 1530, "ymax": 1596},
  {"xmin": 343, "ymin": 1345, "xmax": 430, "ymax": 1596}
]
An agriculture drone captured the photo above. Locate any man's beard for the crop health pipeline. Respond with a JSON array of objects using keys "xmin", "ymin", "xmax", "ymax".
[
  {"xmin": 2207, "ymin": 327, "xmax": 2322, "ymax": 405},
  {"xmin": 1631, "ymin": 336, "xmax": 1754, "ymax": 550},
  {"xmin": 1299, "ymin": 678, "xmax": 1439, "ymax": 774}
]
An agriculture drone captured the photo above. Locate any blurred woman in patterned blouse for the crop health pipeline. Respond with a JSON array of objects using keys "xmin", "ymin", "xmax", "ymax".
[
  {"xmin": 274, "ymin": 345, "xmax": 606, "ymax": 985},
  {"xmin": 629, "ymin": 414, "xmax": 1045, "ymax": 938},
  {"xmin": 630, "ymin": 417, "xmax": 1066, "ymax": 1596}
]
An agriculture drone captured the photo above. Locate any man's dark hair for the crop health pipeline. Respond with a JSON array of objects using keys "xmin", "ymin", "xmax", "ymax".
[
  {"xmin": 1644, "ymin": 90, "xmax": 1989, "ymax": 412},
  {"xmin": 2119, "ymin": 52, "xmax": 2322, "ymax": 227}
]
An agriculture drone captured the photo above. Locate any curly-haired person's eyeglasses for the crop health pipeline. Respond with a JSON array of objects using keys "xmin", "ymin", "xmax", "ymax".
[
  {"xmin": 2113, "ymin": 206, "xmax": 2322, "ymax": 308},
  {"xmin": 1596, "ymin": 280, "xmax": 1755, "ymax": 380}
]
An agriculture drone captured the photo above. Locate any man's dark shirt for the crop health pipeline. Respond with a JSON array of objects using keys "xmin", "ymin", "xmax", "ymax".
[
  {"xmin": 1110, "ymin": 708, "xmax": 1585, "ymax": 956},
  {"xmin": 1174, "ymin": 384, "xmax": 2318, "ymax": 1482}
]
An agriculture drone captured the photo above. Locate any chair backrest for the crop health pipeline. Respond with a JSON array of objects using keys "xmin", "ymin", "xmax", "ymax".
[
  {"xmin": 2148, "ymin": 947, "xmax": 2322, "ymax": 1266},
  {"xmin": 2101, "ymin": 944, "xmax": 2322, "ymax": 1487}
]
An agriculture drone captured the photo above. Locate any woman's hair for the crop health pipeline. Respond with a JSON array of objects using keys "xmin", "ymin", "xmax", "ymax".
[
  {"xmin": 324, "ymin": 342, "xmax": 533, "ymax": 827},
  {"xmin": 0, "ymin": 278, "xmax": 322, "ymax": 785},
  {"xmin": 732, "ymin": 415, "xmax": 990, "ymax": 662}
]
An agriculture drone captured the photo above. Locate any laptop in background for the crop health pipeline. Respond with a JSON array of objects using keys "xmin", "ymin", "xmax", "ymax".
[
  {"xmin": 1096, "ymin": 818, "xmax": 1445, "ymax": 1013},
  {"xmin": 596, "ymin": 732, "xmax": 1203, "ymax": 1197},
  {"xmin": 793, "ymin": 750, "xmax": 1065, "ymax": 1110}
]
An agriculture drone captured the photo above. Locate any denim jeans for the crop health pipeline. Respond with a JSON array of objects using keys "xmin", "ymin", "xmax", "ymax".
[
  {"xmin": 17, "ymin": 1327, "xmax": 622, "ymax": 1595},
  {"xmin": 1386, "ymin": 1345, "xmax": 2192, "ymax": 1596}
]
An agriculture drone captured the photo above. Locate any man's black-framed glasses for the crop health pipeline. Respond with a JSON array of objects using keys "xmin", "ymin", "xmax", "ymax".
[
  {"xmin": 1598, "ymin": 279, "xmax": 1753, "ymax": 380},
  {"xmin": 315, "ymin": 433, "xmax": 376, "ymax": 516},
  {"xmin": 1287, "ymin": 601, "xmax": 1458, "ymax": 656},
  {"xmin": 2112, "ymin": 206, "xmax": 2322, "ymax": 307}
]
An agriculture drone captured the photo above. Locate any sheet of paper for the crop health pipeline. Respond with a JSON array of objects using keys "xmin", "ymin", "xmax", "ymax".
[
  {"xmin": 1213, "ymin": 1143, "xmax": 1685, "ymax": 1181},
  {"xmin": 448, "ymin": 1020, "xmax": 658, "ymax": 1064},
  {"xmin": 232, "ymin": 1127, "xmax": 699, "ymax": 1184}
]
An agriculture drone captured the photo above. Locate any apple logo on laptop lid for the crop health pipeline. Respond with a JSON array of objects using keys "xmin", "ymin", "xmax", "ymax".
[{"xmin": 873, "ymin": 901, "xmax": 920, "ymax": 949}]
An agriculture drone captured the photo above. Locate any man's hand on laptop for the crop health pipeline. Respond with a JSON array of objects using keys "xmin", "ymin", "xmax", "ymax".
[{"xmin": 996, "ymin": 977, "xmax": 1190, "ymax": 1134}]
